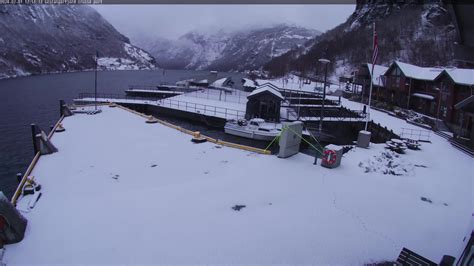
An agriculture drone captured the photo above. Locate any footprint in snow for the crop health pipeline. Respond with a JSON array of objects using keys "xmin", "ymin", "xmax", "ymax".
[
  {"xmin": 232, "ymin": 205, "xmax": 246, "ymax": 211},
  {"xmin": 421, "ymin": 197, "xmax": 432, "ymax": 203}
]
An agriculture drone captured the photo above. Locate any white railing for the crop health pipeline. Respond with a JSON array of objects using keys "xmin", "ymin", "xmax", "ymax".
[
  {"xmin": 77, "ymin": 93, "xmax": 246, "ymax": 121},
  {"xmin": 400, "ymin": 127, "xmax": 431, "ymax": 142},
  {"xmin": 181, "ymin": 88, "xmax": 248, "ymax": 104}
]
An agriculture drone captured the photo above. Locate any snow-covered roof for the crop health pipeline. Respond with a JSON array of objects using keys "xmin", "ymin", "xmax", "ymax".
[
  {"xmin": 393, "ymin": 61, "xmax": 444, "ymax": 81},
  {"xmin": 412, "ymin": 93, "xmax": 435, "ymax": 100},
  {"xmin": 176, "ymin": 79, "xmax": 193, "ymax": 86},
  {"xmin": 210, "ymin": 77, "xmax": 231, "ymax": 88},
  {"xmin": 366, "ymin": 63, "xmax": 388, "ymax": 86},
  {"xmin": 442, "ymin": 68, "xmax": 474, "ymax": 86},
  {"xmin": 242, "ymin": 78, "xmax": 257, "ymax": 88},
  {"xmin": 248, "ymin": 85, "xmax": 284, "ymax": 100},
  {"xmin": 257, "ymin": 82, "xmax": 281, "ymax": 91}
]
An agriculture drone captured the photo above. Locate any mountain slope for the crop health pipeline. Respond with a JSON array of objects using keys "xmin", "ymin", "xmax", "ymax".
[
  {"xmin": 0, "ymin": 5, "xmax": 156, "ymax": 79},
  {"xmin": 264, "ymin": 0, "xmax": 457, "ymax": 78},
  {"xmin": 136, "ymin": 25, "xmax": 320, "ymax": 71}
]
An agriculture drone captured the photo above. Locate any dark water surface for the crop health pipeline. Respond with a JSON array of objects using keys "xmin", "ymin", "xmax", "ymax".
[{"xmin": 0, "ymin": 70, "xmax": 244, "ymax": 198}]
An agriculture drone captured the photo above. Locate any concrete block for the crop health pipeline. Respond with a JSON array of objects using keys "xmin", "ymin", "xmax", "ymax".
[
  {"xmin": 357, "ymin": 130, "xmax": 371, "ymax": 148},
  {"xmin": 36, "ymin": 131, "xmax": 58, "ymax": 155},
  {"xmin": 278, "ymin": 121, "xmax": 303, "ymax": 158}
]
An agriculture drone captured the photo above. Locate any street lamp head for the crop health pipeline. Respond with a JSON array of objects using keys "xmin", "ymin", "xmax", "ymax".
[{"xmin": 318, "ymin": 58, "xmax": 331, "ymax": 64}]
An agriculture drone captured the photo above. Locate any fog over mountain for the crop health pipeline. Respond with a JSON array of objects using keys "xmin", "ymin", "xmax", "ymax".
[
  {"xmin": 134, "ymin": 24, "xmax": 321, "ymax": 71},
  {"xmin": 93, "ymin": 5, "xmax": 355, "ymax": 40},
  {"xmin": 93, "ymin": 5, "xmax": 356, "ymax": 71}
]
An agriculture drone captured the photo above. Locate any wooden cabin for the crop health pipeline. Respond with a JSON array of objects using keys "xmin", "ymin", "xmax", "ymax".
[{"xmin": 245, "ymin": 85, "xmax": 284, "ymax": 122}]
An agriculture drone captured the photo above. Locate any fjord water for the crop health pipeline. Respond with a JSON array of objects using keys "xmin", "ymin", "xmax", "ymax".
[{"xmin": 0, "ymin": 70, "xmax": 243, "ymax": 199}]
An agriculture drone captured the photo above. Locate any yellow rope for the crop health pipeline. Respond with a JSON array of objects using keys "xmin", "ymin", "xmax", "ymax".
[
  {"xmin": 265, "ymin": 125, "xmax": 324, "ymax": 156},
  {"xmin": 264, "ymin": 128, "xmax": 284, "ymax": 152},
  {"xmin": 305, "ymin": 128, "xmax": 325, "ymax": 153}
]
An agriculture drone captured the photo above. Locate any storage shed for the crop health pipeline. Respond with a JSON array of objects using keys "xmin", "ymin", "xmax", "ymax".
[{"xmin": 245, "ymin": 85, "xmax": 284, "ymax": 122}]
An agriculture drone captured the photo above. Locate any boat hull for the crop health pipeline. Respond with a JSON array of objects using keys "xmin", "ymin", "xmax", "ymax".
[{"xmin": 224, "ymin": 125, "xmax": 278, "ymax": 141}]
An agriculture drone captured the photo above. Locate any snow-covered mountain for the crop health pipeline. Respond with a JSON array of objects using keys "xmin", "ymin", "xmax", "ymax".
[
  {"xmin": 264, "ymin": 0, "xmax": 457, "ymax": 77},
  {"xmin": 0, "ymin": 5, "xmax": 156, "ymax": 79},
  {"xmin": 135, "ymin": 24, "xmax": 320, "ymax": 71}
]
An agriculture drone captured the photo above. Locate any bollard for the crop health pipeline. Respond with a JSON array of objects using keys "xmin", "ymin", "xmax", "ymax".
[
  {"xmin": 59, "ymin": 100, "xmax": 64, "ymax": 116},
  {"xmin": 60, "ymin": 100, "xmax": 73, "ymax": 117},
  {"xmin": 31, "ymin": 124, "xmax": 39, "ymax": 155},
  {"xmin": 55, "ymin": 123, "xmax": 65, "ymax": 133},
  {"xmin": 31, "ymin": 125, "xmax": 58, "ymax": 155},
  {"xmin": 15, "ymin": 173, "xmax": 22, "ymax": 183},
  {"xmin": 191, "ymin": 131, "xmax": 207, "ymax": 143},
  {"xmin": 145, "ymin": 115, "xmax": 158, "ymax": 124}
]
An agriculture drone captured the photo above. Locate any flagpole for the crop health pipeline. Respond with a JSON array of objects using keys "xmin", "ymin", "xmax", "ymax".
[
  {"xmin": 94, "ymin": 51, "xmax": 98, "ymax": 111},
  {"xmin": 364, "ymin": 22, "xmax": 376, "ymax": 131},
  {"xmin": 364, "ymin": 65, "xmax": 375, "ymax": 131}
]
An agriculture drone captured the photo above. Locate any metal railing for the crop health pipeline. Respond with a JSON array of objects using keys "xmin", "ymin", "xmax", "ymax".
[
  {"xmin": 400, "ymin": 127, "xmax": 431, "ymax": 142},
  {"xmin": 77, "ymin": 92, "xmax": 246, "ymax": 120},
  {"xmin": 182, "ymin": 88, "xmax": 248, "ymax": 104},
  {"xmin": 156, "ymin": 98, "xmax": 246, "ymax": 120}
]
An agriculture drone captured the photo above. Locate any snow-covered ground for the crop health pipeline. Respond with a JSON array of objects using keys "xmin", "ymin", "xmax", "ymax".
[{"xmin": 4, "ymin": 104, "xmax": 472, "ymax": 264}]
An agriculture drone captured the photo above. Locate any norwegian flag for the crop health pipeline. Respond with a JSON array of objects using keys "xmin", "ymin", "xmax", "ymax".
[{"xmin": 371, "ymin": 22, "xmax": 378, "ymax": 66}]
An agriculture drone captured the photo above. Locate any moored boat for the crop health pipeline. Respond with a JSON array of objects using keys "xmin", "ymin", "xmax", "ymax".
[{"xmin": 224, "ymin": 118, "xmax": 280, "ymax": 141}]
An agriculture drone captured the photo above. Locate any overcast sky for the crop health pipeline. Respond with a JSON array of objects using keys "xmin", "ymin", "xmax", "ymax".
[{"xmin": 94, "ymin": 5, "xmax": 355, "ymax": 40}]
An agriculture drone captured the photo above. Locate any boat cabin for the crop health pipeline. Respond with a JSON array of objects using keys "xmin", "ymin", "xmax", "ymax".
[{"xmin": 245, "ymin": 85, "xmax": 284, "ymax": 122}]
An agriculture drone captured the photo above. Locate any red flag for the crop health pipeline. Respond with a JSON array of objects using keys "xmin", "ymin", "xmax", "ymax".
[{"xmin": 371, "ymin": 22, "xmax": 378, "ymax": 66}]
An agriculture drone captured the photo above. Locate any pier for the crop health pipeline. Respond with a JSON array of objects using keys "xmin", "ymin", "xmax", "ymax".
[{"xmin": 3, "ymin": 101, "xmax": 472, "ymax": 264}]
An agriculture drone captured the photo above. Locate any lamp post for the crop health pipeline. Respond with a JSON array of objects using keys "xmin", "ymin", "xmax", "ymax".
[
  {"xmin": 318, "ymin": 58, "xmax": 330, "ymax": 133},
  {"xmin": 312, "ymin": 58, "xmax": 330, "ymax": 166}
]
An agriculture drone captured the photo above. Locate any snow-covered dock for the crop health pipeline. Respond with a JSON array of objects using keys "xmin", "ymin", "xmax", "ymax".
[
  {"xmin": 75, "ymin": 93, "xmax": 247, "ymax": 121},
  {"xmin": 4, "ymin": 103, "xmax": 472, "ymax": 264}
]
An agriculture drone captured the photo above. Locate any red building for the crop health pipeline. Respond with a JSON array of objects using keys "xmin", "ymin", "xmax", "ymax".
[
  {"xmin": 383, "ymin": 61, "xmax": 443, "ymax": 115},
  {"xmin": 380, "ymin": 61, "xmax": 474, "ymax": 141},
  {"xmin": 435, "ymin": 69, "xmax": 474, "ymax": 137}
]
